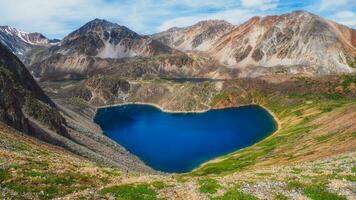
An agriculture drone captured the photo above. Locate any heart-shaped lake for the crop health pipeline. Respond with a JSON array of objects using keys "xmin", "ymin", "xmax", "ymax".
[{"xmin": 94, "ymin": 104, "xmax": 277, "ymax": 173}]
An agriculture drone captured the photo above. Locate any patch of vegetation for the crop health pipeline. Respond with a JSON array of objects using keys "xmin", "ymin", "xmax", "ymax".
[
  {"xmin": 303, "ymin": 184, "xmax": 346, "ymax": 200},
  {"xmin": 337, "ymin": 174, "xmax": 356, "ymax": 182},
  {"xmin": 256, "ymin": 172, "xmax": 273, "ymax": 176},
  {"xmin": 292, "ymin": 109, "xmax": 303, "ymax": 116},
  {"xmin": 25, "ymin": 170, "xmax": 48, "ymax": 177},
  {"xmin": 102, "ymin": 168, "xmax": 121, "ymax": 177},
  {"xmin": 193, "ymin": 152, "xmax": 257, "ymax": 175},
  {"xmin": 352, "ymin": 166, "xmax": 356, "ymax": 173},
  {"xmin": 346, "ymin": 56, "xmax": 356, "ymax": 68},
  {"xmin": 211, "ymin": 185, "xmax": 258, "ymax": 200},
  {"xmin": 341, "ymin": 75, "xmax": 356, "ymax": 92},
  {"xmin": 273, "ymin": 193, "xmax": 289, "ymax": 200},
  {"xmin": 151, "ymin": 181, "xmax": 170, "ymax": 189},
  {"xmin": 2, "ymin": 163, "xmax": 101, "ymax": 200},
  {"xmin": 314, "ymin": 132, "xmax": 336, "ymax": 143},
  {"xmin": 0, "ymin": 168, "xmax": 9, "ymax": 183},
  {"xmin": 101, "ymin": 184, "xmax": 162, "ymax": 200},
  {"xmin": 209, "ymin": 92, "xmax": 228, "ymax": 107},
  {"xmin": 286, "ymin": 180, "xmax": 305, "ymax": 190},
  {"xmin": 198, "ymin": 178, "xmax": 221, "ymax": 194},
  {"xmin": 24, "ymin": 95, "xmax": 67, "ymax": 135},
  {"xmin": 176, "ymin": 176, "xmax": 190, "ymax": 183},
  {"xmin": 192, "ymin": 116, "xmax": 313, "ymax": 176},
  {"xmin": 291, "ymin": 167, "xmax": 302, "ymax": 174},
  {"xmin": 286, "ymin": 177, "xmax": 347, "ymax": 200},
  {"xmin": 209, "ymin": 87, "xmax": 245, "ymax": 107}
]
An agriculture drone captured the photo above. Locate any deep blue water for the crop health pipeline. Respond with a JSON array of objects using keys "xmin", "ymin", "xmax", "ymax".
[{"xmin": 94, "ymin": 104, "xmax": 277, "ymax": 173}]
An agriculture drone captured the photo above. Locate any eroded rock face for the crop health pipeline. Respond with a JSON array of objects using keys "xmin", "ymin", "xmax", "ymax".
[
  {"xmin": 154, "ymin": 11, "xmax": 356, "ymax": 75},
  {"xmin": 0, "ymin": 43, "xmax": 68, "ymax": 137},
  {"xmin": 152, "ymin": 20, "xmax": 234, "ymax": 51},
  {"xmin": 252, "ymin": 48, "xmax": 264, "ymax": 62}
]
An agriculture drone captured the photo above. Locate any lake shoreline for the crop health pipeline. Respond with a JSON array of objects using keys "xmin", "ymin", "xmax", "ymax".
[
  {"xmin": 95, "ymin": 102, "xmax": 279, "ymax": 173},
  {"xmin": 94, "ymin": 101, "xmax": 281, "ymax": 174}
]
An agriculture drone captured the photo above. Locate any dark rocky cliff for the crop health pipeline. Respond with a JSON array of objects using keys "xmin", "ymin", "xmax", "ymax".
[{"xmin": 0, "ymin": 42, "xmax": 68, "ymax": 137}]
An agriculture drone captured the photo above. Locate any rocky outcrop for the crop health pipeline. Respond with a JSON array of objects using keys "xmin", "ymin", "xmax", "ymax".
[
  {"xmin": 86, "ymin": 75, "xmax": 130, "ymax": 105},
  {"xmin": 0, "ymin": 42, "xmax": 68, "ymax": 137},
  {"xmin": 151, "ymin": 20, "xmax": 234, "ymax": 51}
]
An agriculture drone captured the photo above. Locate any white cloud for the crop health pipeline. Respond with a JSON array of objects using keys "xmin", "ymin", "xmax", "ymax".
[
  {"xmin": 0, "ymin": 0, "xmax": 259, "ymax": 38},
  {"xmin": 0, "ymin": 0, "xmax": 353, "ymax": 39},
  {"xmin": 158, "ymin": 9, "xmax": 257, "ymax": 31},
  {"xmin": 240, "ymin": 0, "xmax": 279, "ymax": 11},
  {"xmin": 319, "ymin": 0, "xmax": 349, "ymax": 10},
  {"xmin": 333, "ymin": 11, "xmax": 356, "ymax": 27},
  {"xmin": 0, "ymin": 0, "xmax": 145, "ymax": 38}
]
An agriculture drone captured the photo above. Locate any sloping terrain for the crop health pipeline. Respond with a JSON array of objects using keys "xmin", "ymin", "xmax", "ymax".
[
  {"xmin": 0, "ymin": 42, "xmax": 152, "ymax": 173},
  {"xmin": 1, "ymin": 74, "xmax": 355, "ymax": 199},
  {"xmin": 154, "ymin": 11, "xmax": 356, "ymax": 76},
  {"xmin": 0, "ymin": 42, "xmax": 67, "ymax": 138},
  {"xmin": 152, "ymin": 20, "xmax": 234, "ymax": 51}
]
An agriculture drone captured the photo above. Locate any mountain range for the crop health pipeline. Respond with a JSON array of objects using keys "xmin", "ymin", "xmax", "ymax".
[
  {"xmin": 153, "ymin": 11, "xmax": 356, "ymax": 75},
  {"xmin": 0, "ymin": 11, "xmax": 355, "ymax": 80}
]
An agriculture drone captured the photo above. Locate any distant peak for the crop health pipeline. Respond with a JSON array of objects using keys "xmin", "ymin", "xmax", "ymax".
[
  {"xmin": 89, "ymin": 18, "xmax": 111, "ymax": 24},
  {"xmin": 84, "ymin": 18, "xmax": 118, "ymax": 28},
  {"xmin": 0, "ymin": 25, "xmax": 23, "ymax": 33},
  {"xmin": 194, "ymin": 20, "xmax": 232, "ymax": 27},
  {"xmin": 65, "ymin": 18, "xmax": 120, "ymax": 38},
  {"xmin": 291, "ymin": 10, "xmax": 311, "ymax": 14}
]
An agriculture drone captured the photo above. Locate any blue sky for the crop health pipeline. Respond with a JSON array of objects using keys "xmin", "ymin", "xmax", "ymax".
[{"xmin": 0, "ymin": 0, "xmax": 355, "ymax": 39}]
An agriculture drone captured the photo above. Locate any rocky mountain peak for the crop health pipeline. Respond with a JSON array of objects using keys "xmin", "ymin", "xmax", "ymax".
[
  {"xmin": 0, "ymin": 25, "xmax": 52, "ymax": 60},
  {"xmin": 79, "ymin": 18, "xmax": 118, "ymax": 31},
  {"xmin": 0, "ymin": 26, "xmax": 49, "ymax": 45},
  {"xmin": 62, "ymin": 18, "xmax": 142, "ymax": 43},
  {"xmin": 63, "ymin": 19, "xmax": 119, "ymax": 40},
  {"xmin": 288, "ymin": 10, "xmax": 315, "ymax": 16}
]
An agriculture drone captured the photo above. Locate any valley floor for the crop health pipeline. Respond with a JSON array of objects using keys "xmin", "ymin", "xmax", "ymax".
[{"xmin": 1, "ymin": 75, "xmax": 356, "ymax": 199}]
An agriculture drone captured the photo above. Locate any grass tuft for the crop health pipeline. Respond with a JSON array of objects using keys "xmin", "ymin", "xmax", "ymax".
[
  {"xmin": 101, "ymin": 184, "xmax": 162, "ymax": 200},
  {"xmin": 198, "ymin": 178, "xmax": 221, "ymax": 194},
  {"xmin": 212, "ymin": 185, "xmax": 258, "ymax": 200}
]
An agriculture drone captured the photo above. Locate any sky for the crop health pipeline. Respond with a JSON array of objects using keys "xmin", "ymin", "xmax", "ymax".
[{"xmin": 0, "ymin": 0, "xmax": 355, "ymax": 39}]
